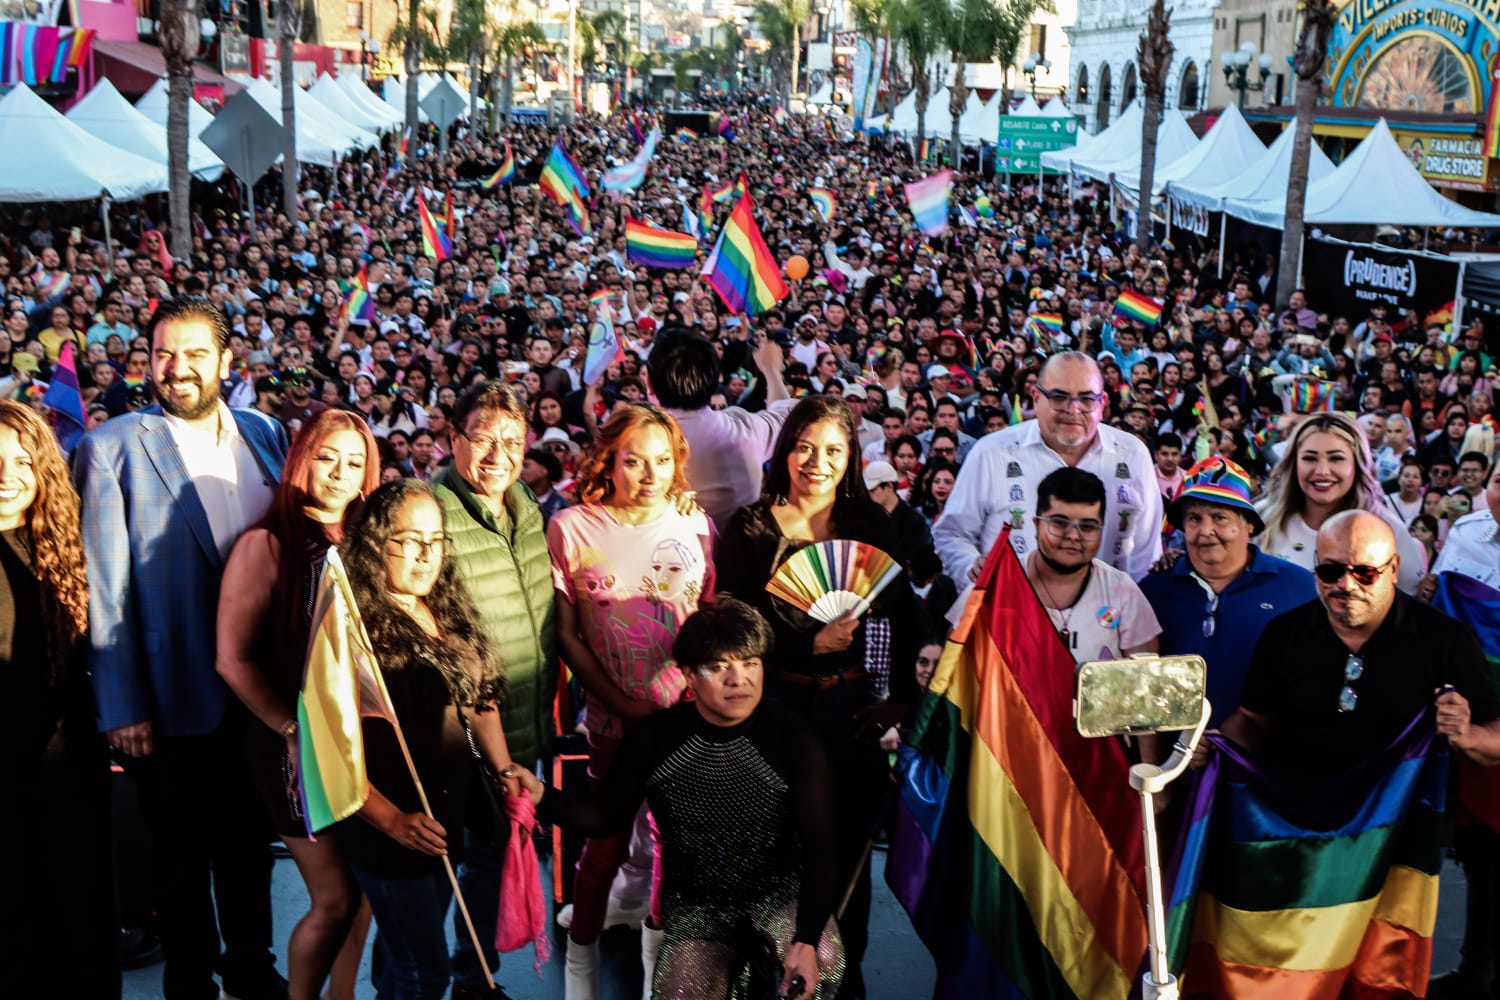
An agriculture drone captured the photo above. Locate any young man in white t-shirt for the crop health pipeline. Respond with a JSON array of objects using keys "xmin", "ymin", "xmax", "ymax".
[{"xmin": 1023, "ymin": 466, "xmax": 1162, "ymax": 665}]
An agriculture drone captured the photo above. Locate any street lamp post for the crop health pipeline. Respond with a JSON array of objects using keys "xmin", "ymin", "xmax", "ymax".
[
  {"xmin": 1221, "ymin": 41, "xmax": 1275, "ymax": 108},
  {"xmin": 1022, "ymin": 51, "xmax": 1052, "ymax": 100}
]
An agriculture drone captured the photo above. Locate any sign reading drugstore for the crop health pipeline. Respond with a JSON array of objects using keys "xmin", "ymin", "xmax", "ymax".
[{"xmin": 1327, "ymin": 0, "xmax": 1497, "ymax": 116}]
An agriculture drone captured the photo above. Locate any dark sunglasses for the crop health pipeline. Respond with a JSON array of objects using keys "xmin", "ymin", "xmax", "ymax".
[
  {"xmin": 1313, "ymin": 558, "xmax": 1394, "ymax": 587},
  {"xmin": 1337, "ymin": 654, "xmax": 1364, "ymax": 713}
]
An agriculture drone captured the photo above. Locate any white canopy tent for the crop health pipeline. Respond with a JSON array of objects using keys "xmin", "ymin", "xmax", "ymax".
[
  {"xmin": 1226, "ymin": 118, "xmax": 1500, "ymax": 229},
  {"xmin": 134, "ymin": 78, "xmax": 217, "ymax": 139},
  {"xmin": 337, "ymin": 74, "xmax": 404, "ymax": 128},
  {"xmin": 888, "ymin": 88, "xmax": 956, "ymax": 141},
  {"xmin": 445, "ymin": 73, "xmax": 486, "ymax": 114},
  {"xmin": 383, "ymin": 78, "xmax": 431, "ymax": 123},
  {"xmin": 1040, "ymin": 99, "xmax": 1143, "ymax": 173},
  {"xmin": 1069, "ymin": 107, "xmax": 1198, "ymax": 184},
  {"xmin": 1041, "ymin": 96, "xmax": 1074, "ymax": 117},
  {"xmin": 241, "ymin": 78, "xmax": 354, "ymax": 167},
  {"xmin": 1010, "ymin": 94, "xmax": 1043, "ymax": 117},
  {"xmin": 959, "ymin": 92, "xmax": 1000, "ymax": 147},
  {"xmin": 68, "ymin": 78, "xmax": 223, "ymax": 182},
  {"xmin": 1115, "ymin": 102, "xmax": 1263, "ymax": 197},
  {"xmin": 1166, "ymin": 122, "xmax": 1335, "ymax": 215},
  {"xmin": 309, "ymin": 73, "xmax": 393, "ymax": 132},
  {"xmin": 0, "ymin": 84, "xmax": 167, "ymax": 201}
]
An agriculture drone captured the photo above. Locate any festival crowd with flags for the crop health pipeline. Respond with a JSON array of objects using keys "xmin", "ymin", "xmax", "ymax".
[{"xmin": 6, "ymin": 84, "xmax": 1500, "ymax": 1000}]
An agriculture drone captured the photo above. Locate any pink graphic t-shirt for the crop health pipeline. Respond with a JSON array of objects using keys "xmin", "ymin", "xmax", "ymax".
[{"xmin": 547, "ymin": 502, "xmax": 716, "ymax": 738}]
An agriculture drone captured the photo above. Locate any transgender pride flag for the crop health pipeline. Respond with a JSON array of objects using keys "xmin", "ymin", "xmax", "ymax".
[{"xmin": 904, "ymin": 170, "xmax": 953, "ymax": 237}]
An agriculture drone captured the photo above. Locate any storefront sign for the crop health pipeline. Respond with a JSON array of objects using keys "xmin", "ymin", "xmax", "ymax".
[
  {"xmin": 1328, "ymin": 0, "xmax": 1495, "ymax": 113},
  {"xmin": 1390, "ymin": 127, "xmax": 1499, "ymax": 190},
  {"xmin": 1303, "ymin": 239, "xmax": 1461, "ymax": 317}
]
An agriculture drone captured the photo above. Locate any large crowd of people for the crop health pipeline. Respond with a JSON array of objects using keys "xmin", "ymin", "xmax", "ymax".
[{"xmin": 6, "ymin": 90, "xmax": 1500, "ymax": 1000}]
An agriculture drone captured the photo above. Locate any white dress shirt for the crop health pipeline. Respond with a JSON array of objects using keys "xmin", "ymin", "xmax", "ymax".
[
  {"xmin": 164, "ymin": 404, "xmax": 277, "ymax": 560},
  {"xmin": 670, "ymin": 399, "xmax": 797, "ymax": 531}
]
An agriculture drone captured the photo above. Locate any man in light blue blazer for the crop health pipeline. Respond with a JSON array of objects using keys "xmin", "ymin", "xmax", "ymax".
[{"xmin": 74, "ymin": 298, "xmax": 289, "ymax": 1000}]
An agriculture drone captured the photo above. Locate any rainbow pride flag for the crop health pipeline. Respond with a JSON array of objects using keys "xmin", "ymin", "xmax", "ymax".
[
  {"xmin": 539, "ymin": 140, "xmax": 592, "ymax": 235},
  {"xmin": 297, "ymin": 550, "xmax": 399, "ymax": 836},
  {"xmin": 1024, "ymin": 313, "xmax": 1063, "ymax": 350},
  {"xmin": 708, "ymin": 179, "xmax": 737, "ymax": 205},
  {"xmin": 1291, "ymin": 378, "xmax": 1339, "ymax": 414},
  {"xmin": 701, "ymin": 195, "xmax": 789, "ymax": 317},
  {"xmin": 344, "ymin": 266, "xmax": 376, "ymax": 323},
  {"xmin": 904, "ymin": 169, "xmax": 953, "ymax": 237},
  {"xmin": 1486, "ymin": 78, "xmax": 1500, "ymax": 159},
  {"xmin": 808, "ymin": 187, "xmax": 837, "ymax": 221},
  {"xmin": 481, "ymin": 142, "xmax": 514, "ymax": 189},
  {"xmin": 415, "ymin": 194, "xmax": 452, "ymax": 261},
  {"xmin": 625, "ymin": 218, "xmax": 698, "ymax": 269},
  {"xmin": 1114, "ymin": 288, "xmax": 1163, "ymax": 326},
  {"xmin": 678, "ymin": 128, "xmax": 699, "ymax": 142},
  {"xmin": 699, "ymin": 184, "xmax": 715, "ymax": 238},
  {"xmin": 887, "ymin": 532, "xmax": 1147, "ymax": 997},
  {"xmin": 773, "ymin": 105, "xmax": 789, "ymax": 129},
  {"xmin": 1166, "ymin": 713, "xmax": 1447, "ymax": 996},
  {"xmin": 1430, "ymin": 572, "xmax": 1500, "ymax": 834}
]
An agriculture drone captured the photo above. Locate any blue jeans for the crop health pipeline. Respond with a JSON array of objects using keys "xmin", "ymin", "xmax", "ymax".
[
  {"xmin": 451, "ymin": 830, "xmax": 501, "ymax": 989},
  {"xmin": 350, "ymin": 864, "xmax": 453, "ymax": 1000}
]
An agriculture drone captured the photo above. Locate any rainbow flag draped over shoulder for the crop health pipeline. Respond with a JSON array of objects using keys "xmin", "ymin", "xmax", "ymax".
[
  {"xmin": 887, "ymin": 532, "xmax": 1148, "ymax": 998},
  {"xmin": 539, "ymin": 140, "xmax": 592, "ymax": 235},
  {"xmin": 701, "ymin": 194, "xmax": 789, "ymax": 317},
  {"xmin": 625, "ymin": 218, "xmax": 698, "ymax": 269},
  {"xmin": 904, "ymin": 170, "xmax": 953, "ymax": 237},
  {"xmin": 482, "ymin": 142, "xmax": 515, "ymax": 188},
  {"xmin": 1166, "ymin": 713, "xmax": 1448, "ymax": 996},
  {"xmin": 297, "ymin": 550, "xmax": 399, "ymax": 836},
  {"xmin": 415, "ymin": 194, "xmax": 452, "ymax": 261},
  {"xmin": 1430, "ymin": 572, "xmax": 1500, "ymax": 833},
  {"xmin": 1114, "ymin": 288, "xmax": 1163, "ymax": 326}
]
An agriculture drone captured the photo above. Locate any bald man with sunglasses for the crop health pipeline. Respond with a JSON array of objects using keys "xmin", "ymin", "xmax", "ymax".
[{"xmin": 1219, "ymin": 510, "xmax": 1500, "ymax": 775}]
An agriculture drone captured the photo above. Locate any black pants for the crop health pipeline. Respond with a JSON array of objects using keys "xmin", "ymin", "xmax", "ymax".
[
  {"xmin": 1455, "ymin": 825, "xmax": 1500, "ymax": 982},
  {"xmin": 121, "ymin": 708, "xmax": 277, "ymax": 1000}
]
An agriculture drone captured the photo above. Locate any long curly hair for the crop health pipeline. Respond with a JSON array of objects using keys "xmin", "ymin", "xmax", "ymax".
[
  {"xmin": 341, "ymin": 479, "xmax": 503, "ymax": 707},
  {"xmin": 574, "ymin": 404, "xmax": 692, "ymax": 505},
  {"xmin": 1256, "ymin": 411, "xmax": 1384, "ymax": 551},
  {"xmin": 0, "ymin": 402, "xmax": 88, "ymax": 683}
]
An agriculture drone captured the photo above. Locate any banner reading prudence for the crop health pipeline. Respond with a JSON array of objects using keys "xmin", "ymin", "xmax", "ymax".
[{"xmin": 1301, "ymin": 238, "xmax": 1460, "ymax": 319}]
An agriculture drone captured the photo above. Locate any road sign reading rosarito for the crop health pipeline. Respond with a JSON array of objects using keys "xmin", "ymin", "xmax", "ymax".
[{"xmin": 995, "ymin": 115, "xmax": 1079, "ymax": 173}]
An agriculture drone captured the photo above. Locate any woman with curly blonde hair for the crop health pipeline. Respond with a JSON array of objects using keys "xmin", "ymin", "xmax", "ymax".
[
  {"xmin": 0, "ymin": 400, "xmax": 119, "ymax": 996},
  {"xmin": 547, "ymin": 403, "xmax": 715, "ymax": 999},
  {"xmin": 1255, "ymin": 410, "xmax": 1427, "ymax": 593}
]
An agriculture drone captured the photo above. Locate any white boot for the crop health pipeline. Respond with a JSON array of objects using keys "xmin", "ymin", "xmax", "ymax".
[
  {"xmin": 565, "ymin": 936, "xmax": 601, "ymax": 1000},
  {"xmin": 640, "ymin": 920, "xmax": 665, "ymax": 1000}
]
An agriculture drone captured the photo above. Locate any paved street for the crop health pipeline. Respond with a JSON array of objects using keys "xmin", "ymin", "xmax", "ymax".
[{"xmin": 122, "ymin": 849, "xmax": 1468, "ymax": 998}]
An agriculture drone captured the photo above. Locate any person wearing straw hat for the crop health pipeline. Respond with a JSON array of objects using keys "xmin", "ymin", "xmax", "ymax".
[{"xmin": 1138, "ymin": 457, "xmax": 1317, "ymax": 731}]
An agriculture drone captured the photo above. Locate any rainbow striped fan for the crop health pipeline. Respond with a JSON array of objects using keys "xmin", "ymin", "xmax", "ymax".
[{"xmin": 765, "ymin": 540, "xmax": 901, "ymax": 623}]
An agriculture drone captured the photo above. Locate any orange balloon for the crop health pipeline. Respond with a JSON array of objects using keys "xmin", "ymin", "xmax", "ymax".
[{"xmin": 786, "ymin": 254, "xmax": 810, "ymax": 281}]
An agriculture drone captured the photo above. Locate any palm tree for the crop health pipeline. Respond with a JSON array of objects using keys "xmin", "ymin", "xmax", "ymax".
[
  {"xmin": 1276, "ymin": 0, "xmax": 1336, "ymax": 310},
  {"xmin": 447, "ymin": 0, "xmax": 492, "ymax": 124},
  {"xmin": 386, "ymin": 0, "xmax": 425, "ymax": 135},
  {"xmin": 1133, "ymin": 0, "xmax": 1172, "ymax": 251},
  {"xmin": 751, "ymin": 1, "xmax": 796, "ymax": 101},
  {"xmin": 945, "ymin": 0, "xmax": 1005, "ymax": 164},
  {"xmin": 493, "ymin": 22, "xmax": 546, "ymax": 128},
  {"xmin": 994, "ymin": 0, "xmax": 1051, "ymax": 112},
  {"xmin": 278, "ymin": 0, "xmax": 302, "ymax": 219},
  {"xmin": 889, "ymin": 0, "xmax": 946, "ymax": 155},
  {"xmin": 158, "ymin": 0, "xmax": 195, "ymax": 260}
]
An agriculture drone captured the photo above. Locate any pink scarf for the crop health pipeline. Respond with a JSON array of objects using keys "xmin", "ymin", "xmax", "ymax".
[{"xmin": 496, "ymin": 794, "xmax": 551, "ymax": 973}]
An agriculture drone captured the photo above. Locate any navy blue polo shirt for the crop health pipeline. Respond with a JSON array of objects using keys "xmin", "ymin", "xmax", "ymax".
[{"xmin": 1137, "ymin": 545, "xmax": 1317, "ymax": 726}]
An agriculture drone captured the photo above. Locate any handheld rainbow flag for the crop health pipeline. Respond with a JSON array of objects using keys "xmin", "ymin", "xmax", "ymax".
[
  {"xmin": 34, "ymin": 267, "xmax": 69, "ymax": 301},
  {"xmin": 1431, "ymin": 573, "xmax": 1500, "ymax": 835},
  {"xmin": 701, "ymin": 194, "xmax": 789, "ymax": 317},
  {"xmin": 918, "ymin": 138, "xmax": 931, "ymax": 163},
  {"xmin": 343, "ymin": 266, "xmax": 376, "ymax": 323},
  {"xmin": 677, "ymin": 128, "xmax": 699, "ymax": 142},
  {"xmin": 1291, "ymin": 378, "xmax": 1339, "ymax": 414},
  {"xmin": 601, "ymin": 129, "xmax": 661, "ymax": 192},
  {"xmin": 481, "ymin": 143, "xmax": 515, "ymax": 189},
  {"xmin": 1114, "ymin": 288, "xmax": 1163, "ymax": 326},
  {"xmin": 888, "ymin": 531, "xmax": 1147, "ymax": 997},
  {"xmin": 808, "ymin": 187, "xmax": 837, "ymax": 222},
  {"xmin": 539, "ymin": 140, "xmax": 592, "ymax": 235},
  {"xmin": 865, "ymin": 179, "xmax": 879, "ymax": 204},
  {"xmin": 1024, "ymin": 313, "xmax": 1063, "ymax": 350},
  {"xmin": 904, "ymin": 170, "xmax": 953, "ymax": 237},
  {"xmin": 625, "ymin": 218, "xmax": 698, "ymax": 270},
  {"xmin": 699, "ymin": 184, "xmax": 715, "ymax": 238},
  {"xmin": 41, "ymin": 340, "xmax": 85, "ymax": 451},
  {"xmin": 773, "ymin": 105, "xmax": 789, "ymax": 129},
  {"xmin": 296, "ymin": 550, "xmax": 399, "ymax": 836},
  {"xmin": 709, "ymin": 179, "xmax": 737, "ymax": 204},
  {"xmin": 1166, "ymin": 713, "xmax": 1447, "ymax": 997},
  {"xmin": 415, "ymin": 195, "xmax": 452, "ymax": 261}
]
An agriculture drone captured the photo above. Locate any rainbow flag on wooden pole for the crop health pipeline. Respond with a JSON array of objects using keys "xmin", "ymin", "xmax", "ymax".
[
  {"xmin": 1165, "ymin": 713, "xmax": 1448, "ymax": 996},
  {"xmin": 296, "ymin": 549, "xmax": 502, "ymax": 990},
  {"xmin": 887, "ymin": 531, "xmax": 1148, "ymax": 997},
  {"xmin": 701, "ymin": 194, "xmax": 789, "ymax": 316}
]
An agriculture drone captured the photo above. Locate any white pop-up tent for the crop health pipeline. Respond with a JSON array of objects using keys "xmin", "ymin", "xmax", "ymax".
[
  {"xmin": 309, "ymin": 73, "xmax": 392, "ymax": 132},
  {"xmin": 1115, "ymin": 102, "xmax": 1263, "ymax": 197},
  {"xmin": 68, "ymin": 78, "xmax": 224, "ymax": 182},
  {"xmin": 383, "ymin": 77, "xmax": 431, "ymax": 123},
  {"xmin": 1068, "ymin": 105, "xmax": 1200, "ymax": 184},
  {"xmin": 279, "ymin": 78, "xmax": 380, "ymax": 151},
  {"xmin": 241, "ymin": 78, "xmax": 353, "ymax": 166},
  {"xmin": 134, "ymin": 78, "xmax": 217, "ymax": 138},
  {"xmin": 1041, "ymin": 96, "xmax": 1074, "ymax": 117},
  {"xmin": 1166, "ymin": 122, "xmax": 1336, "ymax": 215},
  {"xmin": 0, "ymin": 84, "xmax": 168, "ymax": 201},
  {"xmin": 1040, "ymin": 99, "xmax": 1144, "ymax": 173},
  {"xmin": 336, "ymin": 74, "xmax": 404, "ymax": 128},
  {"xmin": 1226, "ymin": 118, "xmax": 1500, "ymax": 229},
  {"xmin": 1010, "ymin": 94, "xmax": 1043, "ymax": 117},
  {"xmin": 959, "ymin": 92, "xmax": 1000, "ymax": 147}
]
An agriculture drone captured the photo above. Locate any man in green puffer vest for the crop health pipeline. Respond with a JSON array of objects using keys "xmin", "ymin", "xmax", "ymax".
[{"xmin": 435, "ymin": 380, "xmax": 559, "ymax": 999}]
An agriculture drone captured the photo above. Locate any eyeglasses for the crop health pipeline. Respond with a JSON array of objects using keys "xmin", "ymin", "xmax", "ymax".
[
  {"xmin": 1202, "ymin": 592, "xmax": 1219, "ymax": 638},
  {"xmin": 1338, "ymin": 654, "xmax": 1364, "ymax": 713},
  {"xmin": 1034, "ymin": 515, "xmax": 1103, "ymax": 538},
  {"xmin": 387, "ymin": 535, "xmax": 449, "ymax": 560},
  {"xmin": 1036, "ymin": 387, "xmax": 1106, "ymax": 412},
  {"xmin": 457, "ymin": 428, "xmax": 525, "ymax": 455},
  {"xmin": 1313, "ymin": 558, "xmax": 1394, "ymax": 587}
]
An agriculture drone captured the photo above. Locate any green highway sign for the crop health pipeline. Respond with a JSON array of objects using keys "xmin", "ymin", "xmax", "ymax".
[{"xmin": 995, "ymin": 115, "xmax": 1079, "ymax": 173}]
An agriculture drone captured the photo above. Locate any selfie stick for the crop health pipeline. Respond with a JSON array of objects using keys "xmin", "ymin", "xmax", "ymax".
[{"xmin": 1131, "ymin": 698, "xmax": 1211, "ymax": 1000}]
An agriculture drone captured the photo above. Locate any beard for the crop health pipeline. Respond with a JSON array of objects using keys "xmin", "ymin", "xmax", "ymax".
[{"xmin": 158, "ymin": 374, "xmax": 219, "ymax": 421}]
